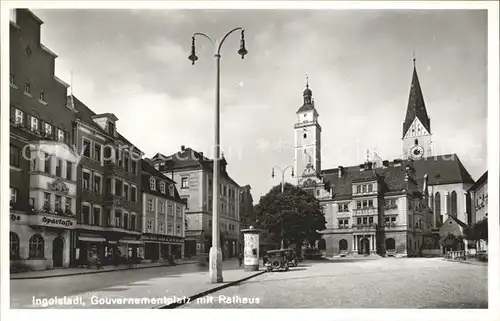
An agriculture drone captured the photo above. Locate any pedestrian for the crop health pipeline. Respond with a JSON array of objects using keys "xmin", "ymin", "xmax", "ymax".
[{"xmin": 238, "ymin": 253, "xmax": 243, "ymax": 267}]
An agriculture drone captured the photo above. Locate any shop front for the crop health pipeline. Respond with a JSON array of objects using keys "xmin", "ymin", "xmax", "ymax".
[
  {"xmin": 10, "ymin": 212, "xmax": 76, "ymax": 271},
  {"xmin": 142, "ymin": 233, "xmax": 185, "ymax": 261}
]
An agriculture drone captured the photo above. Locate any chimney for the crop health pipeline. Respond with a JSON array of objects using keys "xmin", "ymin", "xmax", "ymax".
[
  {"xmin": 338, "ymin": 166, "xmax": 344, "ymax": 178},
  {"xmin": 382, "ymin": 160, "xmax": 389, "ymax": 168},
  {"xmin": 181, "ymin": 145, "xmax": 186, "ymax": 152},
  {"xmin": 359, "ymin": 164, "xmax": 365, "ymax": 171},
  {"xmin": 393, "ymin": 159, "xmax": 402, "ymax": 167}
]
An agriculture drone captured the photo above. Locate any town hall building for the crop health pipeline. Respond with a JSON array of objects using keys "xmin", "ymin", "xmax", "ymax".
[{"xmin": 294, "ymin": 60, "xmax": 475, "ymax": 257}]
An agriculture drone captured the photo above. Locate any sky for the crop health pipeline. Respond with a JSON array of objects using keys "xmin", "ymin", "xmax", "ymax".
[{"xmin": 32, "ymin": 8, "xmax": 488, "ymax": 202}]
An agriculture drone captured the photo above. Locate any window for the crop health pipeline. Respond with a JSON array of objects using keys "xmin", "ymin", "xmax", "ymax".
[
  {"xmin": 55, "ymin": 195, "xmax": 62, "ymax": 210},
  {"xmin": 169, "ymin": 184, "xmax": 174, "ymax": 196},
  {"xmin": 29, "ymin": 234, "xmax": 44, "ymax": 258},
  {"xmin": 451, "ymin": 191, "xmax": 457, "ymax": 216},
  {"xmin": 124, "ymin": 156, "xmax": 129, "ymax": 171},
  {"xmin": 167, "ymin": 224, "xmax": 173, "ymax": 235},
  {"xmin": 176, "ymin": 205, "xmax": 182, "ymax": 217},
  {"xmin": 107, "ymin": 122, "xmax": 115, "ymax": 136},
  {"xmin": 82, "ymin": 204, "xmax": 90, "ymax": 224},
  {"xmin": 123, "ymin": 213, "xmax": 129, "ymax": 230},
  {"xmin": 123, "ymin": 184, "xmax": 129, "ymax": 200},
  {"xmin": 82, "ymin": 171, "xmax": 91, "ymax": 190},
  {"xmin": 92, "ymin": 207, "xmax": 101, "ymax": 225},
  {"xmin": 39, "ymin": 91, "xmax": 46, "ymax": 103},
  {"xmin": 159, "ymin": 222, "xmax": 165, "ymax": 233},
  {"xmin": 434, "ymin": 192, "xmax": 441, "ymax": 217},
  {"xmin": 55, "ymin": 158, "xmax": 61, "ymax": 177},
  {"xmin": 368, "ymin": 200, "xmax": 373, "ymax": 208},
  {"xmin": 44, "ymin": 192, "xmax": 51, "ymax": 207},
  {"xmin": 362, "ymin": 200, "xmax": 368, "ymax": 208},
  {"xmin": 10, "ymin": 74, "xmax": 15, "ymax": 86},
  {"xmin": 167, "ymin": 203, "xmax": 173, "ymax": 216},
  {"xmin": 369, "ymin": 216, "xmax": 374, "ymax": 224},
  {"xmin": 82, "ymin": 139, "xmax": 91, "ymax": 158},
  {"xmin": 159, "ymin": 201, "xmax": 165, "ymax": 214},
  {"xmin": 150, "ymin": 177, "xmax": 156, "ymax": 191},
  {"xmin": 66, "ymin": 161, "xmax": 73, "ymax": 180},
  {"xmin": 181, "ymin": 177, "xmax": 189, "ymax": 189},
  {"xmin": 65, "ymin": 197, "xmax": 72, "ymax": 214},
  {"xmin": 357, "ymin": 217, "xmax": 362, "ymax": 225},
  {"xmin": 368, "ymin": 184, "xmax": 373, "ymax": 192},
  {"xmin": 338, "ymin": 219, "xmax": 349, "ymax": 228},
  {"xmin": 115, "ymin": 211, "xmax": 122, "ymax": 227},
  {"xmin": 131, "ymin": 186, "xmax": 137, "ymax": 203},
  {"xmin": 362, "ymin": 185, "xmax": 367, "ymax": 193},
  {"xmin": 44, "ymin": 123, "xmax": 52, "ymax": 137},
  {"xmin": 147, "ymin": 199, "xmax": 154, "ymax": 212},
  {"xmin": 57, "ymin": 129, "xmax": 65, "ymax": 143},
  {"xmin": 44, "ymin": 153, "xmax": 52, "ymax": 174},
  {"xmin": 24, "ymin": 82, "xmax": 31, "ymax": 95},
  {"xmin": 94, "ymin": 143, "xmax": 102, "ymax": 162},
  {"xmin": 147, "ymin": 220, "xmax": 153, "ymax": 231},
  {"xmin": 14, "ymin": 109, "xmax": 24, "ymax": 125},
  {"xmin": 131, "ymin": 160, "xmax": 137, "ymax": 175},
  {"xmin": 10, "ymin": 232, "xmax": 20, "ymax": 260},
  {"xmin": 115, "ymin": 180, "xmax": 123, "ymax": 196},
  {"xmin": 131, "ymin": 215, "xmax": 136, "ymax": 230},
  {"xmin": 94, "ymin": 174, "xmax": 102, "ymax": 194},
  {"xmin": 160, "ymin": 181, "xmax": 166, "ymax": 194},
  {"xmin": 223, "ymin": 185, "xmax": 227, "ymax": 196},
  {"xmin": 176, "ymin": 225, "xmax": 181, "ymax": 235},
  {"xmin": 10, "ymin": 145, "xmax": 20, "ymax": 167},
  {"xmin": 362, "ymin": 217, "xmax": 368, "ymax": 224},
  {"xmin": 30, "ymin": 115, "xmax": 39, "ymax": 132}
]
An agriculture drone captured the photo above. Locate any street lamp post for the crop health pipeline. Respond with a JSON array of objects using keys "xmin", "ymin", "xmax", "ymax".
[
  {"xmin": 189, "ymin": 28, "xmax": 247, "ymax": 284},
  {"xmin": 271, "ymin": 165, "xmax": 294, "ymax": 249}
]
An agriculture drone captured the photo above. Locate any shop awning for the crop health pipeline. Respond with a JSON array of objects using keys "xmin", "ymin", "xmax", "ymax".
[
  {"xmin": 79, "ymin": 236, "xmax": 106, "ymax": 242},
  {"xmin": 119, "ymin": 239, "xmax": 143, "ymax": 245}
]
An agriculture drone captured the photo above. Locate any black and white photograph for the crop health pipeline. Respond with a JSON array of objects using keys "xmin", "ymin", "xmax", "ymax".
[{"xmin": 1, "ymin": 0, "xmax": 499, "ymax": 318}]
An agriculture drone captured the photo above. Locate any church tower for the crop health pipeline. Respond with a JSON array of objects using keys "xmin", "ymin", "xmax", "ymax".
[
  {"xmin": 294, "ymin": 77, "xmax": 322, "ymax": 183},
  {"xmin": 402, "ymin": 58, "xmax": 433, "ymax": 160}
]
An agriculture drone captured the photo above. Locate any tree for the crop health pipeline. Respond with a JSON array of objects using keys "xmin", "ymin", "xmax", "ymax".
[
  {"xmin": 440, "ymin": 233, "xmax": 458, "ymax": 251},
  {"xmin": 254, "ymin": 183, "xmax": 326, "ymax": 255},
  {"xmin": 464, "ymin": 218, "xmax": 488, "ymax": 251}
]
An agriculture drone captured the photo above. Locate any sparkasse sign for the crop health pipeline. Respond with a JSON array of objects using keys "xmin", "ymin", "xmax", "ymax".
[{"xmin": 29, "ymin": 214, "xmax": 76, "ymax": 229}]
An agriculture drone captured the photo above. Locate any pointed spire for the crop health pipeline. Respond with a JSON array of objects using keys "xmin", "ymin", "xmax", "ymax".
[
  {"xmin": 303, "ymin": 74, "xmax": 312, "ymax": 104},
  {"xmin": 402, "ymin": 56, "xmax": 431, "ymax": 137},
  {"xmin": 306, "ymin": 73, "xmax": 309, "ymax": 89}
]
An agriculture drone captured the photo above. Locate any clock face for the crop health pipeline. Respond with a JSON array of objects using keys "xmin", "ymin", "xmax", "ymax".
[{"xmin": 409, "ymin": 145, "xmax": 424, "ymax": 159}]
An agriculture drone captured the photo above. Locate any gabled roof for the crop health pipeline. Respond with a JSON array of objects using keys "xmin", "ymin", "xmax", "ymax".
[
  {"xmin": 450, "ymin": 215, "xmax": 468, "ymax": 228},
  {"xmin": 403, "ymin": 65, "xmax": 431, "ymax": 137},
  {"xmin": 412, "ymin": 154, "xmax": 475, "ymax": 186},
  {"xmin": 321, "ymin": 154, "xmax": 475, "ymax": 200},
  {"xmin": 141, "ymin": 160, "xmax": 185, "ymax": 204},
  {"xmin": 468, "ymin": 171, "xmax": 488, "ymax": 192}
]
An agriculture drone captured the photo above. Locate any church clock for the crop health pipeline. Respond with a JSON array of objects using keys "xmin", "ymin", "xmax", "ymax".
[{"xmin": 409, "ymin": 144, "xmax": 424, "ymax": 160}]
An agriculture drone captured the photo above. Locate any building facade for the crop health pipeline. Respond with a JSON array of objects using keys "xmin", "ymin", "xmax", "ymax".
[
  {"xmin": 293, "ymin": 61, "xmax": 477, "ymax": 257},
  {"xmin": 141, "ymin": 161, "xmax": 186, "ymax": 260},
  {"xmin": 468, "ymin": 171, "xmax": 488, "ymax": 223},
  {"xmin": 9, "ymin": 9, "xmax": 80, "ymax": 270},
  {"xmin": 150, "ymin": 146, "xmax": 241, "ymax": 259},
  {"xmin": 70, "ymin": 96, "xmax": 144, "ymax": 266}
]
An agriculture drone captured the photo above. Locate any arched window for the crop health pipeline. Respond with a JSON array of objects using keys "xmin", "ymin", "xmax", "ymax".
[
  {"xmin": 414, "ymin": 139, "xmax": 418, "ymax": 145},
  {"xmin": 149, "ymin": 177, "xmax": 156, "ymax": 191},
  {"xmin": 451, "ymin": 191, "xmax": 457, "ymax": 216},
  {"xmin": 339, "ymin": 239, "xmax": 348, "ymax": 251},
  {"xmin": 318, "ymin": 239, "xmax": 326, "ymax": 251},
  {"xmin": 160, "ymin": 181, "xmax": 166, "ymax": 194},
  {"xmin": 10, "ymin": 232, "xmax": 20, "ymax": 260},
  {"xmin": 385, "ymin": 238, "xmax": 396, "ymax": 250},
  {"xmin": 434, "ymin": 192, "xmax": 441, "ymax": 217},
  {"xmin": 24, "ymin": 82, "xmax": 31, "ymax": 94},
  {"xmin": 29, "ymin": 234, "xmax": 44, "ymax": 258},
  {"xmin": 446, "ymin": 193, "xmax": 451, "ymax": 215},
  {"xmin": 39, "ymin": 91, "xmax": 45, "ymax": 102}
]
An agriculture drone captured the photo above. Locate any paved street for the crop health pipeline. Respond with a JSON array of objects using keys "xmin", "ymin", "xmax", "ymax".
[
  {"xmin": 11, "ymin": 259, "xmax": 252, "ymax": 309},
  {"xmin": 182, "ymin": 257, "xmax": 488, "ymax": 309}
]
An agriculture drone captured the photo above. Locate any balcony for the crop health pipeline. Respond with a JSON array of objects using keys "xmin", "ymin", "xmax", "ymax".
[
  {"xmin": 352, "ymin": 223, "xmax": 376, "ymax": 231},
  {"xmin": 352, "ymin": 207, "xmax": 378, "ymax": 216}
]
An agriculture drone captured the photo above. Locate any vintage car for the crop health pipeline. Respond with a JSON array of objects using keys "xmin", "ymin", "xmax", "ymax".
[
  {"xmin": 264, "ymin": 249, "xmax": 289, "ymax": 272},
  {"xmin": 283, "ymin": 249, "xmax": 299, "ymax": 267}
]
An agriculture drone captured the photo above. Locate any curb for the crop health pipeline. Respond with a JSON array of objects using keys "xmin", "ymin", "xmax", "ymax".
[
  {"xmin": 155, "ymin": 270, "xmax": 267, "ymax": 309},
  {"xmin": 444, "ymin": 259, "xmax": 487, "ymax": 266},
  {"xmin": 10, "ymin": 261, "xmax": 197, "ymax": 280}
]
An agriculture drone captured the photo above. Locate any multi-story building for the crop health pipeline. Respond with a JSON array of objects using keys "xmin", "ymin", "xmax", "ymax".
[
  {"xmin": 468, "ymin": 171, "xmax": 488, "ymax": 223},
  {"xmin": 9, "ymin": 9, "xmax": 80, "ymax": 270},
  {"xmin": 70, "ymin": 96, "xmax": 144, "ymax": 266},
  {"xmin": 150, "ymin": 146, "xmax": 241, "ymax": 259},
  {"xmin": 239, "ymin": 185, "xmax": 254, "ymax": 229},
  {"xmin": 141, "ymin": 161, "xmax": 186, "ymax": 260},
  {"xmin": 293, "ymin": 61, "xmax": 477, "ymax": 257}
]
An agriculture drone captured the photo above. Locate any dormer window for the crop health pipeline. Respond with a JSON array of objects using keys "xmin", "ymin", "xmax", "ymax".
[
  {"xmin": 24, "ymin": 83, "xmax": 31, "ymax": 95},
  {"xmin": 39, "ymin": 91, "xmax": 46, "ymax": 104},
  {"xmin": 150, "ymin": 177, "xmax": 156, "ymax": 191},
  {"xmin": 168, "ymin": 184, "xmax": 174, "ymax": 196},
  {"xmin": 160, "ymin": 181, "xmax": 166, "ymax": 194},
  {"xmin": 107, "ymin": 122, "xmax": 115, "ymax": 136}
]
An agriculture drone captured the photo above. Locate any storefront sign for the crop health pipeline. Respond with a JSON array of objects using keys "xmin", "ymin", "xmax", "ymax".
[
  {"xmin": 142, "ymin": 234, "xmax": 183, "ymax": 244},
  {"xmin": 29, "ymin": 214, "xmax": 76, "ymax": 229},
  {"xmin": 10, "ymin": 213, "xmax": 27, "ymax": 224}
]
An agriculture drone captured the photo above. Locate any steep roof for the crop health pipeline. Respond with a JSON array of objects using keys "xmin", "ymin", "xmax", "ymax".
[
  {"xmin": 402, "ymin": 65, "xmax": 431, "ymax": 137},
  {"xmin": 322, "ymin": 154, "xmax": 475, "ymax": 200},
  {"xmin": 450, "ymin": 215, "xmax": 468, "ymax": 228},
  {"xmin": 468, "ymin": 171, "xmax": 488, "ymax": 192},
  {"xmin": 152, "ymin": 147, "xmax": 239, "ymax": 188},
  {"xmin": 141, "ymin": 160, "xmax": 185, "ymax": 204}
]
